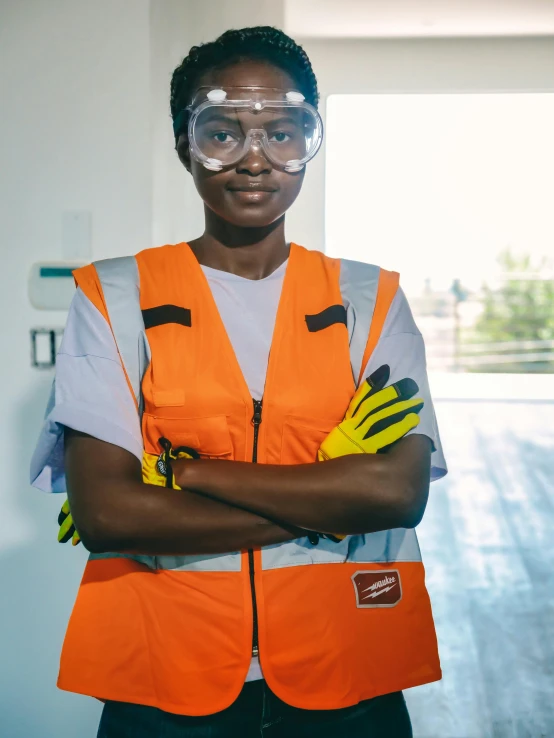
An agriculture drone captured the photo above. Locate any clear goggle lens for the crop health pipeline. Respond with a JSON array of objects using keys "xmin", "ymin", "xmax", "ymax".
[{"xmin": 187, "ymin": 89, "xmax": 323, "ymax": 172}]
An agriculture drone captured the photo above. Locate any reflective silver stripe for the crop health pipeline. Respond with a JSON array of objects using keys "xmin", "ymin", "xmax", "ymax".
[
  {"xmin": 155, "ymin": 553, "xmax": 242, "ymax": 572},
  {"xmin": 261, "ymin": 528, "xmax": 421, "ymax": 570},
  {"xmin": 89, "ymin": 551, "xmax": 242, "ymax": 572},
  {"xmin": 339, "ymin": 259, "xmax": 380, "ymax": 385},
  {"xmin": 91, "ymin": 258, "xmax": 158, "ymax": 572},
  {"xmin": 347, "ymin": 528, "xmax": 421, "ymax": 563},
  {"xmin": 262, "ymin": 536, "xmax": 349, "ymax": 568},
  {"xmin": 94, "ymin": 256, "xmax": 151, "ymax": 415},
  {"xmin": 89, "ymin": 552, "xmax": 158, "ymax": 568},
  {"xmin": 91, "ymin": 531, "xmax": 421, "ymax": 572}
]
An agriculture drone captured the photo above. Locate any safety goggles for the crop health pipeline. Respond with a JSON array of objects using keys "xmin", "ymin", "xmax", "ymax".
[{"xmin": 176, "ymin": 86, "xmax": 323, "ymax": 172}]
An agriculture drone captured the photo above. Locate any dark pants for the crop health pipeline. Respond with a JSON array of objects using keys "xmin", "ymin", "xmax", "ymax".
[{"xmin": 97, "ymin": 680, "xmax": 412, "ymax": 738}]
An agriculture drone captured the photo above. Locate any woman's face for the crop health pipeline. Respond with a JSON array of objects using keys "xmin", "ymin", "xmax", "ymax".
[{"xmin": 176, "ymin": 60, "xmax": 306, "ymax": 228}]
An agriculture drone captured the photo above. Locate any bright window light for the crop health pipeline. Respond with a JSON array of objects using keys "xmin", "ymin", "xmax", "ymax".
[{"xmin": 325, "ymin": 93, "xmax": 554, "ymax": 376}]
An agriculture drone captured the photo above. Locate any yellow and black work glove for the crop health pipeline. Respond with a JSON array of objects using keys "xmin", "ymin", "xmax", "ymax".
[
  {"xmin": 57, "ymin": 437, "xmax": 200, "ymax": 545},
  {"xmin": 142, "ymin": 437, "xmax": 200, "ymax": 490},
  {"xmin": 57, "ymin": 498, "xmax": 81, "ymax": 546},
  {"xmin": 318, "ymin": 364, "xmax": 424, "ymax": 461},
  {"xmin": 313, "ymin": 364, "xmax": 425, "ymax": 545}
]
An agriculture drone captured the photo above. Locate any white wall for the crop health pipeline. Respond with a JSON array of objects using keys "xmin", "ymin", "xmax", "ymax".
[
  {"xmin": 286, "ymin": 0, "xmax": 554, "ymax": 38},
  {"xmin": 0, "ymin": 1, "xmax": 151, "ymax": 735}
]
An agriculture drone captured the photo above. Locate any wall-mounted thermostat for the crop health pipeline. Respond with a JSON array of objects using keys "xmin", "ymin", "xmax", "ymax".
[{"xmin": 29, "ymin": 262, "xmax": 84, "ymax": 310}]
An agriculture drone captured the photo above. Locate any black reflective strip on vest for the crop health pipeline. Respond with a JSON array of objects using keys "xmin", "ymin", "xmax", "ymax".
[
  {"xmin": 142, "ymin": 305, "xmax": 192, "ymax": 330},
  {"xmin": 305, "ymin": 305, "xmax": 347, "ymax": 333}
]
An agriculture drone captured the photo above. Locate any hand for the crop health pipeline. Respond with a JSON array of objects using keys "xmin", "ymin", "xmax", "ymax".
[
  {"xmin": 314, "ymin": 364, "xmax": 425, "ymax": 543},
  {"xmin": 57, "ymin": 498, "xmax": 81, "ymax": 546},
  {"xmin": 318, "ymin": 364, "xmax": 424, "ymax": 461},
  {"xmin": 142, "ymin": 437, "xmax": 199, "ymax": 490},
  {"xmin": 57, "ymin": 438, "xmax": 199, "ymax": 545}
]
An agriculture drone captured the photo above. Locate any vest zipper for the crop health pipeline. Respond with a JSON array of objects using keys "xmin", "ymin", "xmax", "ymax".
[{"xmin": 249, "ymin": 398, "xmax": 263, "ymax": 658}]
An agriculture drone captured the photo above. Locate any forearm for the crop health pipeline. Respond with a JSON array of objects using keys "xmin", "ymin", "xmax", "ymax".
[
  {"xmin": 64, "ymin": 432, "xmax": 302, "ymax": 556},
  {"xmin": 86, "ymin": 483, "xmax": 300, "ymax": 555},
  {"xmin": 79, "ymin": 483, "xmax": 301, "ymax": 555},
  {"xmin": 176, "ymin": 437, "xmax": 431, "ymax": 535}
]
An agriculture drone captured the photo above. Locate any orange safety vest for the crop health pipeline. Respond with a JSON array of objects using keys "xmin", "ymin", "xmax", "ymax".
[{"xmin": 59, "ymin": 242, "xmax": 441, "ymax": 715}]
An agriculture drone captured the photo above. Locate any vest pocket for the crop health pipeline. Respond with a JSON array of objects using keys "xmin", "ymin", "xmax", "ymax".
[
  {"xmin": 143, "ymin": 413, "xmax": 234, "ymax": 459},
  {"xmin": 280, "ymin": 414, "xmax": 339, "ymax": 465},
  {"xmin": 152, "ymin": 388, "xmax": 186, "ymax": 407}
]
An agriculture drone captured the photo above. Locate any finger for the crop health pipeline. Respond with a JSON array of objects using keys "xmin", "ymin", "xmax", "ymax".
[
  {"xmin": 58, "ymin": 499, "xmax": 70, "ymax": 526},
  {"xmin": 351, "ymin": 385, "xmax": 399, "ymax": 428},
  {"xmin": 389, "ymin": 377, "xmax": 419, "ymax": 401},
  {"xmin": 366, "ymin": 364, "xmax": 390, "ymax": 391},
  {"xmin": 58, "ymin": 514, "xmax": 76, "ymax": 543},
  {"xmin": 352, "ymin": 378, "xmax": 421, "ymax": 430},
  {"xmin": 345, "ymin": 364, "xmax": 390, "ymax": 420},
  {"xmin": 365, "ymin": 401, "xmax": 424, "ymax": 439},
  {"xmin": 367, "ymin": 413, "xmax": 421, "ymax": 451},
  {"xmin": 72, "ymin": 530, "xmax": 81, "ymax": 546},
  {"xmin": 359, "ymin": 398, "xmax": 425, "ymax": 438},
  {"xmin": 353, "ymin": 377, "xmax": 420, "ymax": 428}
]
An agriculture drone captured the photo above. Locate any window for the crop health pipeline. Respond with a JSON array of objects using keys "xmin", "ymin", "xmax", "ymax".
[{"xmin": 325, "ymin": 93, "xmax": 554, "ymax": 374}]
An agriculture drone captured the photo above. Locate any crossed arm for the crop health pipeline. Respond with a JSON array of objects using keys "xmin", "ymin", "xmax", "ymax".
[{"xmin": 65, "ymin": 429, "xmax": 432, "ymax": 556}]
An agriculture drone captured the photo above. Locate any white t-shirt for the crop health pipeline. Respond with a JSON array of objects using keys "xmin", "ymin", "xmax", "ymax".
[{"xmin": 30, "ymin": 258, "xmax": 447, "ymax": 683}]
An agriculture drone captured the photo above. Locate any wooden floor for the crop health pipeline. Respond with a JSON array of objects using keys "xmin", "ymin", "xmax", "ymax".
[{"xmin": 405, "ymin": 401, "xmax": 554, "ymax": 738}]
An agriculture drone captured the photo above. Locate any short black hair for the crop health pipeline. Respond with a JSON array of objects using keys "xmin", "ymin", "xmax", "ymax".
[{"xmin": 170, "ymin": 26, "xmax": 319, "ymax": 143}]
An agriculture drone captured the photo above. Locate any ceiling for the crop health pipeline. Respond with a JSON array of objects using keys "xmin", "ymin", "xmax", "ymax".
[{"xmin": 285, "ymin": 0, "xmax": 554, "ymax": 38}]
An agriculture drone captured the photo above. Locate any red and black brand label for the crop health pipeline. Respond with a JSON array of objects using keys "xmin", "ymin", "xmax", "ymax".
[{"xmin": 352, "ymin": 570, "xmax": 402, "ymax": 608}]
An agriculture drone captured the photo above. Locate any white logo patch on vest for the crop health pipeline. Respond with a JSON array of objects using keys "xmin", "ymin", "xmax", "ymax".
[{"xmin": 351, "ymin": 570, "xmax": 402, "ymax": 608}]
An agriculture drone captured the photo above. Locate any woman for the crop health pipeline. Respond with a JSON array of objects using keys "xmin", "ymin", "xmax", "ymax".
[{"xmin": 31, "ymin": 26, "xmax": 447, "ymax": 738}]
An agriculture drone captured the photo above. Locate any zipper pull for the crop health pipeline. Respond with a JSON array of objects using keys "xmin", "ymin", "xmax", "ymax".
[{"xmin": 252, "ymin": 399, "xmax": 263, "ymax": 426}]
